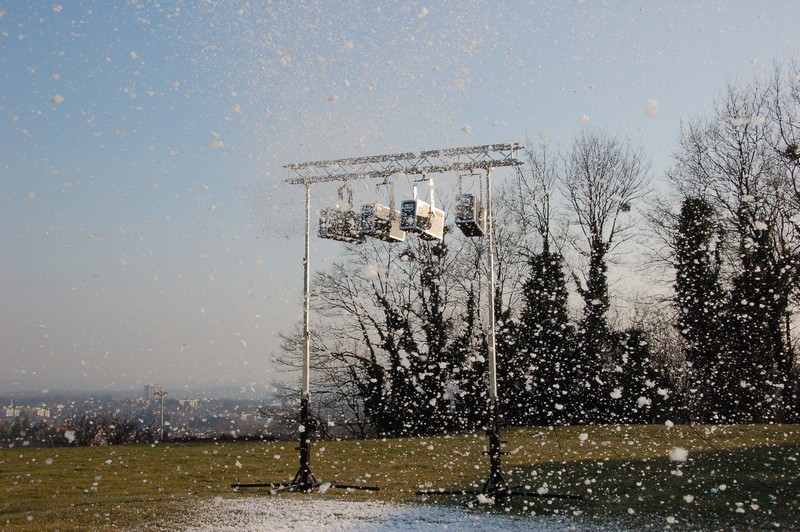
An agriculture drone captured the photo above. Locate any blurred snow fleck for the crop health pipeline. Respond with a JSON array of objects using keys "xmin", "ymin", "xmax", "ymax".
[
  {"xmin": 344, "ymin": 40, "xmax": 354, "ymax": 51},
  {"xmin": 27, "ymin": 192, "xmax": 36, "ymax": 200},
  {"xmin": 754, "ymin": 220, "xmax": 768, "ymax": 230},
  {"xmin": 361, "ymin": 263, "xmax": 382, "ymax": 280},
  {"xmin": 645, "ymin": 99, "xmax": 659, "ymax": 117},
  {"xmin": 235, "ymin": 460, "xmax": 242, "ymax": 468},
  {"xmin": 462, "ymin": 124, "xmax": 472, "ymax": 133},
  {"xmin": 64, "ymin": 430, "xmax": 76, "ymax": 443},
  {"xmin": 476, "ymin": 494, "xmax": 494, "ymax": 504},
  {"xmin": 51, "ymin": 94, "xmax": 64, "ymax": 104},
  {"xmin": 579, "ymin": 432, "xmax": 588, "ymax": 442},
  {"xmin": 669, "ymin": 446, "xmax": 688, "ymax": 462},
  {"xmin": 130, "ymin": 51, "xmax": 138, "ymax": 60},
  {"xmin": 53, "ymin": 4, "xmax": 62, "ymax": 12},
  {"xmin": 637, "ymin": 396, "xmax": 651, "ymax": 407},
  {"xmin": 211, "ymin": 138, "xmax": 224, "ymax": 150},
  {"xmin": 417, "ymin": 7, "xmax": 430, "ymax": 18},
  {"xmin": 683, "ymin": 494, "xmax": 695, "ymax": 503},
  {"xmin": 610, "ymin": 388, "xmax": 622, "ymax": 399},
  {"xmin": 580, "ymin": 115, "xmax": 590, "ymax": 123}
]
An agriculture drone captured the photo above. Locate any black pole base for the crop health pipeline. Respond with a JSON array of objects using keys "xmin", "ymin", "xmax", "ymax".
[
  {"xmin": 231, "ymin": 478, "xmax": 381, "ymax": 493},
  {"xmin": 231, "ymin": 395, "xmax": 379, "ymax": 493},
  {"xmin": 417, "ymin": 425, "xmax": 579, "ymax": 503}
]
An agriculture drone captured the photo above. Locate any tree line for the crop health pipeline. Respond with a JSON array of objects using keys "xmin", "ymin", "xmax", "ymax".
[{"xmin": 274, "ymin": 62, "xmax": 800, "ymax": 436}]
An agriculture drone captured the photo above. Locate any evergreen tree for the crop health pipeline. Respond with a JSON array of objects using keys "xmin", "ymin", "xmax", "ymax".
[
  {"xmin": 574, "ymin": 239, "xmax": 613, "ymax": 423},
  {"xmin": 725, "ymin": 224, "xmax": 792, "ymax": 422},
  {"xmin": 515, "ymin": 249, "xmax": 574, "ymax": 425},
  {"xmin": 673, "ymin": 197, "xmax": 726, "ymax": 422},
  {"xmin": 607, "ymin": 328, "xmax": 675, "ymax": 424}
]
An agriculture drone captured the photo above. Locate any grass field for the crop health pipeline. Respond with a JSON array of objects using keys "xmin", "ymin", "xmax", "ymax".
[{"xmin": 2, "ymin": 424, "xmax": 799, "ymax": 530}]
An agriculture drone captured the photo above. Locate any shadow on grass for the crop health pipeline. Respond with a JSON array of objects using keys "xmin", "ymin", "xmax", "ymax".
[{"xmin": 496, "ymin": 442, "xmax": 800, "ymax": 529}]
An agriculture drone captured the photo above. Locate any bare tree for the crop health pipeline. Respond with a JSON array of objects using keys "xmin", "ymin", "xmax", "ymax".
[{"xmin": 561, "ymin": 130, "xmax": 651, "ymax": 422}]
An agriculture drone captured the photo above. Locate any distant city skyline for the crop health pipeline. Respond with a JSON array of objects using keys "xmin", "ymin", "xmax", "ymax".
[{"xmin": 2, "ymin": 1, "xmax": 798, "ymax": 392}]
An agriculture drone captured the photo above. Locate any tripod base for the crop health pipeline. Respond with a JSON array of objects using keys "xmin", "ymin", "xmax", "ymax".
[
  {"xmin": 417, "ymin": 426, "xmax": 579, "ymax": 504},
  {"xmin": 232, "ymin": 395, "xmax": 379, "ymax": 493},
  {"xmin": 232, "ymin": 460, "xmax": 380, "ymax": 493}
]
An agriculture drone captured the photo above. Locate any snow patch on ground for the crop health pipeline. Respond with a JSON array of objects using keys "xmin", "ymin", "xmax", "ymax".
[{"xmin": 184, "ymin": 496, "xmax": 575, "ymax": 531}]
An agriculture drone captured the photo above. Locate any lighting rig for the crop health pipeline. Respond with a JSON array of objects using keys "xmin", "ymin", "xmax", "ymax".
[{"xmin": 233, "ymin": 143, "xmax": 576, "ymax": 502}]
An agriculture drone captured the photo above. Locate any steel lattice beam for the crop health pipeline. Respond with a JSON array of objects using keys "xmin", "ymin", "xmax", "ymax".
[{"xmin": 285, "ymin": 143, "xmax": 523, "ymax": 184}]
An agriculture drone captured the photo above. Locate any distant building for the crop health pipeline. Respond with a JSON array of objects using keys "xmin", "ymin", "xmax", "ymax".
[
  {"xmin": 143, "ymin": 384, "xmax": 163, "ymax": 400},
  {"xmin": 2, "ymin": 406, "xmax": 50, "ymax": 419}
]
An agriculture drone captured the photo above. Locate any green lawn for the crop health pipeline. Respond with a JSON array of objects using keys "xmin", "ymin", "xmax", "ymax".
[{"xmin": 1, "ymin": 425, "xmax": 799, "ymax": 530}]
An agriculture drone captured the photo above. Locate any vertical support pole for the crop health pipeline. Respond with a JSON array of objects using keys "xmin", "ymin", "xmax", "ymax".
[
  {"xmin": 299, "ymin": 182, "xmax": 314, "ymax": 490},
  {"xmin": 159, "ymin": 393, "xmax": 165, "ymax": 442},
  {"xmin": 484, "ymin": 166, "xmax": 507, "ymax": 496}
]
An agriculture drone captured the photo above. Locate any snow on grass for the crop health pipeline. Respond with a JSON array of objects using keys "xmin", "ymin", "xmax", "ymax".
[{"xmin": 185, "ymin": 497, "xmax": 573, "ymax": 531}]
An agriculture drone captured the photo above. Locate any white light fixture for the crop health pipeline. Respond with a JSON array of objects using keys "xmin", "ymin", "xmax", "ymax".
[{"xmin": 399, "ymin": 177, "xmax": 445, "ymax": 241}]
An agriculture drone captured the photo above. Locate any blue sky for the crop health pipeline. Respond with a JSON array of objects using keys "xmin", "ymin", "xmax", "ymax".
[{"xmin": 1, "ymin": 1, "xmax": 797, "ymax": 393}]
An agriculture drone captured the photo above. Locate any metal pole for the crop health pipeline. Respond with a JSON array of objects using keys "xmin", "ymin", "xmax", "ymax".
[
  {"xmin": 152, "ymin": 387, "xmax": 167, "ymax": 443},
  {"xmin": 485, "ymin": 167, "xmax": 498, "ymax": 403},
  {"xmin": 160, "ymin": 394, "xmax": 165, "ymax": 442},
  {"xmin": 299, "ymin": 182, "xmax": 313, "ymax": 489},
  {"xmin": 302, "ymin": 183, "xmax": 311, "ymax": 398},
  {"xmin": 484, "ymin": 166, "xmax": 507, "ymax": 495}
]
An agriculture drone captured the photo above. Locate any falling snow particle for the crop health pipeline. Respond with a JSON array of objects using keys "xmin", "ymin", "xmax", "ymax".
[
  {"xmin": 462, "ymin": 125, "xmax": 472, "ymax": 133},
  {"xmin": 645, "ymin": 99, "xmax": 659, "ymax": 117},
  {"xmin": 51, "ymin": 94, "xmax": 64, "ymax": 104},
  {"xmin": 669, "ymin": 447, "xmax": 688, "ymax": 462}
]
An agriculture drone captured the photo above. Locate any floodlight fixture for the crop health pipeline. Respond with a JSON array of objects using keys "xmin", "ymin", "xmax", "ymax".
[
  {"xmin": 399, "ymin": 178, "xmax": 445, "ymax": 241},
  {"xmin": 359, "ymin": 181, "xmax": 405, "ymax": 242},
  {"xmin": 318, "ymin": 184, "xmax": 365, "ymax": 243}
]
